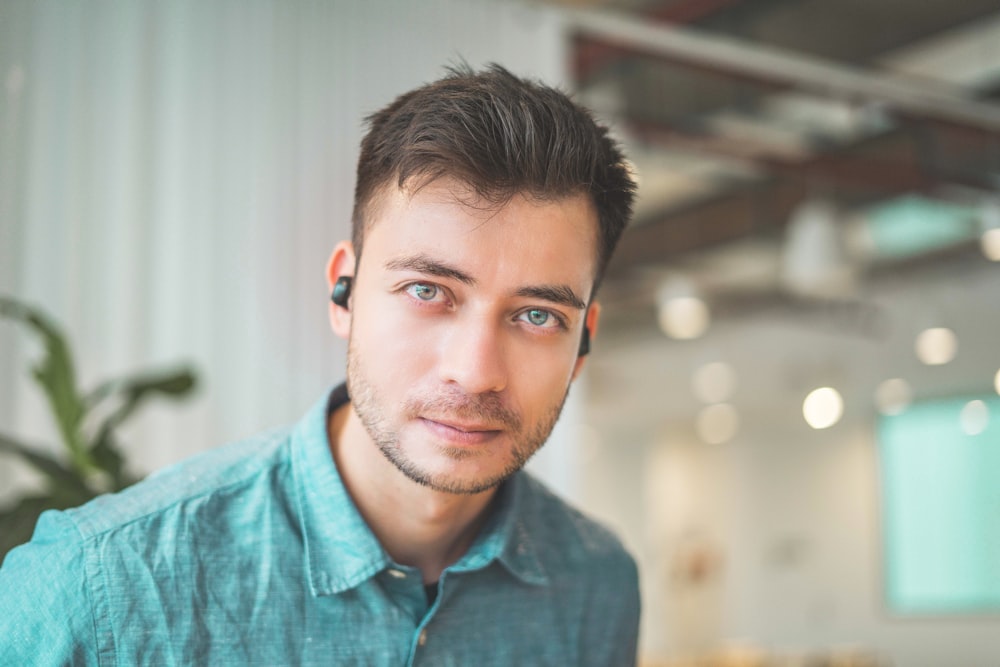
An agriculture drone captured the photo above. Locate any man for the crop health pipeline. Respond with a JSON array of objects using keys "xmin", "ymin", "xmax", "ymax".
[{"xmin": 1, "ymin": 64, "xmax": 639, "ymax": 665}]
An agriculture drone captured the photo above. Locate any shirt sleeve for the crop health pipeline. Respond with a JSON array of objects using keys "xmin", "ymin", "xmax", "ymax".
[{"xmin": 0, "ymin": 509, "xmax": 101, "ymax": 666}]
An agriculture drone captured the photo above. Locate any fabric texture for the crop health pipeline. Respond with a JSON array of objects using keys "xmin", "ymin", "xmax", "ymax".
[{"xmin": 0, "ymin": 385, "xmax": 640, "ymax": 666}]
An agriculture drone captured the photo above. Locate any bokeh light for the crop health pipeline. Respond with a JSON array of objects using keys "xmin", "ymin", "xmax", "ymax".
[
  {"xmin": 658, "ymin": 296, "xmax": 710, "ymax": 340},
  {"xmin": 914, "ymin": 327, "xmax": 957, "ymax": 366},
  {"xmin": 875, "ymin": 378, "xmax": 913, "ymax": 416},
  {"xmin": 981, "ymin": 228, "xmax": 1000, "ymax": 262},
  {"xmin": 803, "ymin": 387, "xmax": 844, "ymax": 429},
  {"xmin": 692, "ymin": 361, "xmax": 737, "ymax": 404},
  {"xmin": 696, "ymin": 403, "xmax": 740, "ymax": 444},
  {"xmin": 959, "ymin": 400, "xmax": 989, "ymax": 436}
]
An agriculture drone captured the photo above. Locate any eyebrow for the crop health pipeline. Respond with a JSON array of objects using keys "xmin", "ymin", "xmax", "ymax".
[
  {"xmin": 384, "ymin": 254, "xmax": 475, "ymax": 285},
  {"xmin": 385, "ymin": 252, "xmax": 587, "ymax": 310},
  {"xmin": 514, "ymin": 285, "xmax": 587, "ymax": 311}
]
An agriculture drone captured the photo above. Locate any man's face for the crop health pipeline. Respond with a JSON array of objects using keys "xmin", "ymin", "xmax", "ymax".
[{"xmin": 342, "ymin": 178, "xmax": 599, "ymax": 495}]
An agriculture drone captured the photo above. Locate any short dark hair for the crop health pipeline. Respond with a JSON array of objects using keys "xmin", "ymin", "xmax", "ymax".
[{"xmin": 351, "ymin": 63, "xmax": 636, "ymax": 295}]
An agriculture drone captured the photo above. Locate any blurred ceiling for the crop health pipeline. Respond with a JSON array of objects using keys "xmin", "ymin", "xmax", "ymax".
[{"xmin": 546, "ymin": 0, "xmax": 1000, "ymax": 341}]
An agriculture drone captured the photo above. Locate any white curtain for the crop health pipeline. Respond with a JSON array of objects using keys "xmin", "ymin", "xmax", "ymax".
[{"xmin": 0, "ymin": 0, "xmax": 582, "ymax": 497}]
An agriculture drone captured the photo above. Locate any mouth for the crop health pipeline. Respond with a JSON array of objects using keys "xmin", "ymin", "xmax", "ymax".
[{"xmin": 418, "ymin": 417, "xmax": 503, "ymax": 445}]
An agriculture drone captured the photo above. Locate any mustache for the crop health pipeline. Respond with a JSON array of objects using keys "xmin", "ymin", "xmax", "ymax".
[{"xmin": 404, "ymin": 391, "xmax": 521, "ymax": 431}]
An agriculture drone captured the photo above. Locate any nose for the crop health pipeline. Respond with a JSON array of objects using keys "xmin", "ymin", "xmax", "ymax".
[{"xmin": 437, "ymin": 316, "xmax": 508, "ymax": 395}]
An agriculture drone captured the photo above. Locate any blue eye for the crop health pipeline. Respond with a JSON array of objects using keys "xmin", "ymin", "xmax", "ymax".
[
  {"xmin": 527, "ymin": 309, "xmax": 549, "ymax": 326},
  {"xmin": 520, "ymin": 308, "xmax": 560, "ymax": 329},
  {"xmin": 407, "ymin": 283, "xmax": 439, "ymax": 301}
]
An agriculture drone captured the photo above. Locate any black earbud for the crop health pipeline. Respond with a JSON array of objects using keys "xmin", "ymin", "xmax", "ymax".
[
  {"xmin": 578, "ymin": 326, "xmax": 591, "ymax": 357},
  {"xmin": 331, "ymin": 276, "xmax": 353, "ymax": 308}
]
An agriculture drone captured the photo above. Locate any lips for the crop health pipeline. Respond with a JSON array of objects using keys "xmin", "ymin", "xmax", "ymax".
[{"xmin": 419, "ymin": 417, "xmax": 502, "ymax": 445}]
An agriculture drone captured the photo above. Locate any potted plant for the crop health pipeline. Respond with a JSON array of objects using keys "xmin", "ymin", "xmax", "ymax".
[{"xmin": 0, "ymin": 296, "xmax": 197, "ymax": 561}]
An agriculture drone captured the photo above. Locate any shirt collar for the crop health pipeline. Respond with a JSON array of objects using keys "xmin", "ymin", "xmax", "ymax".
[
  {"xmin": 453, "ymin": 472, "xmax": 549, "ymax": 586},
  {"xmin": 293, "ymin": 385, "xmax": 390, "ymax": 595},
  {"xmin": 292, "ymin": 384, "xmax": 549, "ymax": 596}
]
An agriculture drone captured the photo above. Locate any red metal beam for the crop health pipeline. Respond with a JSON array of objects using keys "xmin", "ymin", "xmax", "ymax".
[
  {"xmin": 573, "ymin": 0, "xmax": 747, "ymax": 82},
  {"xmin": 629, "ymin": 119, "xmax": 996, "ymax": 193}
]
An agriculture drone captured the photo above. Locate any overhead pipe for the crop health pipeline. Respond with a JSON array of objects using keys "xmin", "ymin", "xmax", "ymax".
[{"xmin": 566, "ymin": 8, "xmax": 1000, "ymax": 132}]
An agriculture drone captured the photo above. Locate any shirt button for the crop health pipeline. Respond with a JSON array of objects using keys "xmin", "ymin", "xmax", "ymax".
[
  {"xmin": 418, "ymin": 630, "xmax": 428, "ymax": 646},
  {"xmin": 387, "ymin": 568, "xmax": 407, "ymax": 579}
]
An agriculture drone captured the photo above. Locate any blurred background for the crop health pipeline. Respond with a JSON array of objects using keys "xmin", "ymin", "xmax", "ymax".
[{"xmin": 1, "ymin": 1, "xmax": 999, "ymax": 665}]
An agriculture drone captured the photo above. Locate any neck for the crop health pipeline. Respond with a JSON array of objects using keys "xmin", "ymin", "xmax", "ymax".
[{"xmin": 328, "ymin": 404, "xmax": 498, "ymax": 584}]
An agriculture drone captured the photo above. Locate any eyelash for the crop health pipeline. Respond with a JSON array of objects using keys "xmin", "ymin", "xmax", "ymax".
[
  {"xmin": 404, "ymin": 282, "xmax": 446, "ymax": 303},
  {"xmin": 516, "ymin": 308, "xmax": 567, "ymax": 331},
  {"xmin": 399, "ymin": 281, "xmax": 568, "ymax": 332}
]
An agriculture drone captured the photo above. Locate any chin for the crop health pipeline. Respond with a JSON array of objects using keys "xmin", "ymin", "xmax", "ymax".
[{"xmin": 402, "ymin": 454, "xmax": 522, "ymax": 496}]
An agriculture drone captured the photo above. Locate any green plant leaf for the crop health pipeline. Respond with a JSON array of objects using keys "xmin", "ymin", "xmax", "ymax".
[
  {"xmin": 83, "ymin": 368, "xmax": 196, "ymax": 407},
  {"xmin": 81, "ymin": 367, "xmax": 195, "ymax": 489},
  {"xmin": 85, "ymin": 367, "xmax": 196, "ymax": 408},
  {"xmin": 88, "ymin": 367, "xmax": 196, "ymax": 437},
  {"xmin": 0, "ymin": 432, "xmax": 94, "ymax": 501},
  {"xmin": 0, "ymin": 295, "xmax": 198, "ymax": 556},
  {"xmin": 0, "ymin": 296, "xmax": 90, "ymax": 471},
  {"xmin": 88, "ymin": 430, "xmax": 140, "ymax": 491}
]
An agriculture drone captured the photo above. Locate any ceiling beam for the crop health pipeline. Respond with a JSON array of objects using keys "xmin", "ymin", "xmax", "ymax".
[
  {"xmin": 573, "ymin": 0, "xmax": 746, "ymax": 81},
  {"xmin": 566, "ymin": 8, "xmax": 1000, "ymax": 132},
  {"xmin": 610, "ymin": 122, "xmax": 997, "ymax": 274},
  {"xmin": 629, "ymin": 120, "xmax": 997, "ymax": 193},
  {"xmin": 609, "ymin": 178, "xmax": 805, "ymax": 273}
]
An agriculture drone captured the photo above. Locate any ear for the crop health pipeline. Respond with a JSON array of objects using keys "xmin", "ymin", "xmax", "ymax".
[
  {"xmin": 571, "ymin": 302, "xmax": 601, "ymax": 382},
  {"xmin": 326, "ymin": 240, "xmax": 356, "ymax": 340}
]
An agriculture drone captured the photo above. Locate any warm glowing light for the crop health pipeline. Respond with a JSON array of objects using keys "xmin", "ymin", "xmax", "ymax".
[
  {"xmin": 803, "ymin": 387, "xmax": 844, "ymax": 429},
  {"xmin": 959, "ymin": 400, "xmax": 989, "ymax": 436},
  {"xmin": 982, "ymin": 228, "xmax": 1000, "ymax": 261},
  {"xmin": 875, "ymin": 378, "xmax": 913, "ymax": 416},
  {"xmin": 692, "ymin": 362, "xmax": 736, "ymax": 404},
  {"xmin": 914, "ymin": 327, "xmax": 957, "ymax": 366},
  {"xmin": 995, "ymin": 369, "xmax": 1000, "ymax": 396},
  {"xmin": 695, "ymin": 403, "xmax": 740, "ymax": 444},
  {"xmin": 658, "ymin": 296, "xmax": 710, "ymax": 340}
]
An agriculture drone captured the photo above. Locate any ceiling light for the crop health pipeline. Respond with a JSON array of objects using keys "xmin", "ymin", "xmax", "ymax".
[
  {"xmin": 981, "ymin": 228, "xmax": 1000, "ymax": 262},
  {"xmin": 695, "ymin": 403, "xmax": 740, "ymax": 444},
  {"xmin": 979, "ymin": 199, "xmax": 1000, "ymax": 262},
  {"xmin": 803, "ymin": 387, "xmax": 843, "ymax": 430},
  {"xmin": 657, "ymin": 277, "xmax": 710, "ymax": 340},
  {"xmin": 658, "ymin": 296, "xmax": 710, "ymax": 340},
  {"xmin": 781, "ymin": 199, "xmax": 856, "ymax": 298},
  {"xmin": 914, "ymin": 327, "xmax": 957, "ymax": 365},
  {"xmin": 875, "ymin": 378, "xmax": 912, "ymax": 416},
  {"xmin": 959, "ymin": 400, "xmax": 989, "ymax": 436},
  {"xmin": 692, "ymin": 361, "xmax": 737, "ymax": 404}
]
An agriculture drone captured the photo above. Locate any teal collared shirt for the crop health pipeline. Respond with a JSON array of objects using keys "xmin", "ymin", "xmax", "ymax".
[{"xmin": 0, "ymin": 386, "xmax": 640, "ymax": 666}]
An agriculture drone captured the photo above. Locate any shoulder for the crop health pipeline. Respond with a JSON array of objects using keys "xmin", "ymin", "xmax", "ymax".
[
  {"xmin": 510, "ymin": 472, "xmax": 641, "ymax": 661},
  {"xmin": 66, "ymin": 424, "xmax": 295, "ymax": 540},
  {"xmin": 514, "ymin": 471, "xmax": 637, "ymax": 580},
  {"xmin": 0, "ymin": 508, "xmax": 101, "ymax": 663}
]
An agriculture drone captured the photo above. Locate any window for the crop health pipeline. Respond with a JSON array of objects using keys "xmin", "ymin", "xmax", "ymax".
[{"xmin": 878, "ymin": 395, "xmax": 1000, "ymax": 614}]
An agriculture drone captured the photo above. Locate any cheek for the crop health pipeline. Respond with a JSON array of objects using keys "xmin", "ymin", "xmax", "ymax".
[
  {"xmin": 353, "ymin": 297, "xmax": 438, "ymax": 375},
  {"xmin": 509, "ymin": 348, "xmax": 577, "ymax": 398}
]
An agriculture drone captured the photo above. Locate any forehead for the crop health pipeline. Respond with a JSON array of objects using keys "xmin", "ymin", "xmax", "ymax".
[{"xmin": 363, "ymin": 179, "xmax": 600, "ymax": 289}]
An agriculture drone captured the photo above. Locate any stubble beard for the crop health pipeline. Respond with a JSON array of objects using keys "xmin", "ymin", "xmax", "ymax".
[{"xmin": 346, "ymin": 335, "xmax": 569, "ymax": 495}]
